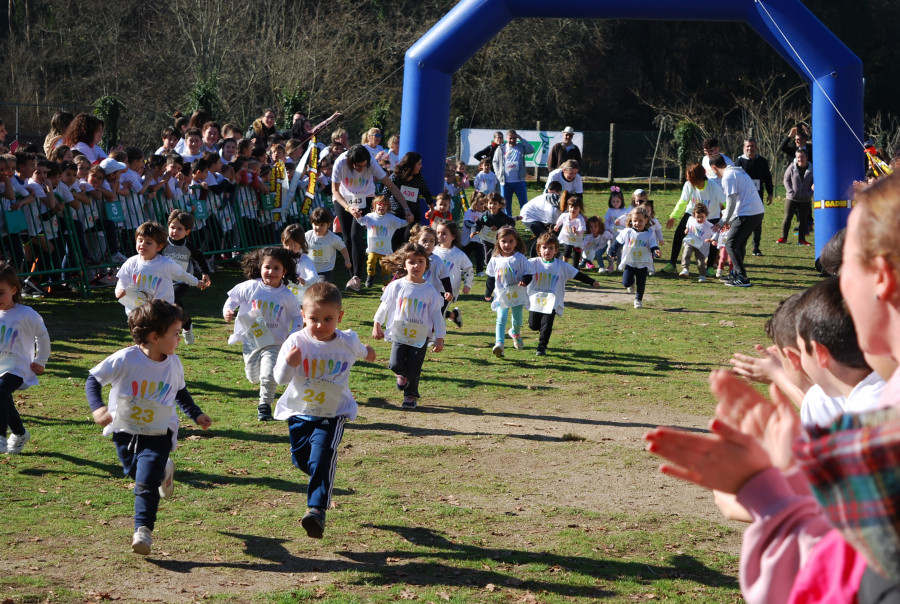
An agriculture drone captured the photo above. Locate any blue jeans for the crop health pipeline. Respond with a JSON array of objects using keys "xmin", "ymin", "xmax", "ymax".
[
  {"xmin": 501, "ymin": 181, "xmax": 528, "ymax": 215},
  {"xmin": 622, "ymin": 266, "xmax": 649, "ymax": 301},
  {"xmin": 113, "ymin": 430, "xmax": 171, "ymax": 530},
  {"xmin": 288, "ymin": 415, "xmax": 346, "ymax": 510},
  {"xmin": 495, "ymin": 304, "xmax": 524, "ymax": 344}
]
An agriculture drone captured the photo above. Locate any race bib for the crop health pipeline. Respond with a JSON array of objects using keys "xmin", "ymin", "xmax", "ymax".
[
  {"xmin": 628, "ymin": 246, "xmax": 647, "ymax": 263},
  {"xmin": 496, "ymin": 285, "xmax": 527, "ymax": 308},
  {"xmin": 282, "ymin": 379, "xmax": 344, "ymax": 418},
  {"xmin": 347, "ymin": 194, "xmax": 366, "ymax": 210},
  {"xmin": 751, "ymin": 178, "xmax": 761, "ymax": 192},
  {"xmin": 0, "ymin": 352, "xmax": 17, "ymax": 375},
  {"xmin": 392, "ymin": 319, "xmax": 428, "ymax": 347},
  {"xmin": 111, "ymin": 396, "xmax": 173, "ymax": 436},
  {"xmin": 480, "ymin": 228, "xmax": 497, "ymax": 244},
  {"xmin": 235, "ymin": 311, "xmax": 276, "ymax": 350},
  {"xmin": 559, "ymin": 229, "xmax": 583, "ymax": 247},
  {"xmin": 529, "ymin": 291, "xmax": 557, "ymax": 314},
  {"xmin": 506, "ymin": 161, "xmax": 519, "ymax": 173},
  {"xmin": 684, "ymin": 234, "xmax": 703, "ymax": 249},
  {"xmin": 287, "ymin": 282, "xmax": 308, "ymax": 303},
  {"xmin": 400, "ymin": 186, "xmax": 418, "ymax": 205},
  {"xmin": 118, "ymin": 285, "xmax": 151, "ymax": 312}
]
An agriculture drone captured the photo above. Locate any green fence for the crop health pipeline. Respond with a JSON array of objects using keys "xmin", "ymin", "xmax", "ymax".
[{"xmin": 6, "ymin": 186, "xmax": 334, "ymax": 298}]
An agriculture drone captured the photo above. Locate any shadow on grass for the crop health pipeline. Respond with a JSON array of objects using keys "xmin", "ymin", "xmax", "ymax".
[{"xmin": 146, "ymin": 525, "xmax": 736, "ymax": 599}]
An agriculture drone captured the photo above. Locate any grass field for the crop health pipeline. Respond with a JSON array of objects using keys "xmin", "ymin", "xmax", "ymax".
[{"xmin": 0, "ymin": 184, "xmax": 823, "ymax": 603}]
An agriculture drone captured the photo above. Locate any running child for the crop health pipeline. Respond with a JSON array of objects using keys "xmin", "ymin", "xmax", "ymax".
[
  {"xmin": 373, "ymin": 243, "xmax": 445, "ymax": 409},
  {"xmin": 355, "ymin": 194, "xmax": 406, "ymax": 287},
  {"xmin": 411, "ymin": 225, "xmax": 453, "ymax": 311},
  {"xmin": 305, "ymin": 207, "xmax": 350, "ymax": 283},
  {"xmin": 582, "ymin": 216, "xmax": 613, "ymax": 271},
  {"xmin": 679, "ymin": 203, "xmax": 716, "ymax": 282},
  {"xmin": 273, "ymin": 282, "xmax": 376, "ymax": 538},
  {"xmin": 616, "ymin": 205, "xmax": 660, "ymax": 309},
  {"xmin": 115, "ymin": 221, "xmax": 209, "ymax": 316},
  {"xmin": 162, "ymin": 211, "xmax": 212, "ymax": 344},
  {"xmin": 0, "ymin": 262, "xmax": 50, "ymax": 455},
  {"xmin": 281, "ymin": 224, "xmax": 319, "ymax": 299},
  {"xmin": 461, "ymin": 192, "xmax": 487, "ymax": 276},
  {"xmin": 224, "ymin": 247, "xmax": 303, "ymax": 421},
  {"xmin": 603, "ymin": 188, "xmax": 629, "ymax": 272},
  {"xmin": 484, "ymin": 226, "xmax": 533, "ymax": 357},
  {"xmin": 86, "ymin": 300, "xmax": 212, "ymax": 555},
  {"xmin": 434, "ymin": 220, "xmax": 474, "ymax": 328},
  {"xmin": 553, "ymin": 194, "xmax": 586, "ymax": 266},
  {"xmin": 527, "ymin": 233, "xmax": 599, "ymax": 356},
  {"xmin": 425, "ymin": 192, "xmax": 453, "ymax": 226},
  {"xmin": 473, "ymin": 192, "xmax": 518, "ymax": 258}
]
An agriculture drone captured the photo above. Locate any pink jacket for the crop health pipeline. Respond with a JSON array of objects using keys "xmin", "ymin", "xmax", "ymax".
[{"xmin": 736, "ymin": 466, "xmax": 833, "ymax": 603}]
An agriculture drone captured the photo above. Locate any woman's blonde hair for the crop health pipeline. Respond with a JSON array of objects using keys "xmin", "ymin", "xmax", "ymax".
[{"xmin": 853, "ymin": 175, "xmax": 900, "ymax": 271}]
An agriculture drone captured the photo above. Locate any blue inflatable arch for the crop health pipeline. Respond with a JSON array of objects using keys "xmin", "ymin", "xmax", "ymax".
[{"xmin": 399, "ymin": 0, "xmax": 863, "ymax": 256}]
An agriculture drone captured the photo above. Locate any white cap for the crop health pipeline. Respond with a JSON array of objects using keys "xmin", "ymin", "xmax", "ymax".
[
  {"xmin": 562, "ymin": 126, "xmax": 575, "ymax": 134},
  {"xmin": 99, "ymin": 158, "xmax": 127, "ymax": 174}
]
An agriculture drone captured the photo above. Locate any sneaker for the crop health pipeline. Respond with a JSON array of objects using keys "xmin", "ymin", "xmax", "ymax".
[
  {"xmin": 492, "ymin": 343, "xmax": 504, "ymax": 358},
  {"xmin": 633, "ymin": 299, "xmax": 643, "ymax": 309},
  {"xmin": 401, "ymin": 396, "xmax": 418, "ymax": 410},
  {"xmin": 159, "ymin": 458, "xmax": 175, "ymax": 499},
  {"xmin": 0, "ymin": 435, "xmax": 6, "ymax": 454},
  {"xmin": 23, "ymin": 280, "xmax": 45, "ymax": 299},
  {"xmin": 535, "ymin": 347, "xmax": 546, "ymax": 357},
  {"xmin": 508, "ymin": 329, "xmax": 524, "ymax": 350},
  {"xmin": 798, "ymin": 240, "xmax": 812, "ymax": 246},
  {"xmin": 182, "ymin": 328, "xmax": 194, "ymax": 345},
  {"xmin": 111, "ymin": 252, "xmax": 128, "ymax": 263},
  {"xmin": 775, "ymin": 238, "xmax": 787, "ymax": 244},
  {"xmin": 476, "ymin": 271, "xmax": 485, "ymax": 277},
  {"xmin": 715, "ymin": 269, "xmax": 722, "ymax": 279},
  {"xmin": 725, "ymin": 275, "xmax": 753, "ymax": 288},
  {"xmin": 698, "ymin": 275, "xmax": 707, "ymax": 283},
  {"xmin": 301, "ymin": 508, "xmax": 326, "ymax": 539},
  {"xmin": 6, "ymin": 429, "xmax": 30, "ymax": 454},
  {"xmin": 396, "ymin": 374, "xmax": 408, "ymax": 391},
  {"xmin": 257, "ymin": 404, "xmax": 274, "ymax": 421},
  {"xmin": 752, "ymin": 249, "xmax": 764, "ymax": 256},
  {"xmin": 679, "ymin": 269, "xmax": 689, "ymax": 277},
  {"xmin": 345, "ymin": 276, "xmax": 361, "ymax": 292},
  {"xmin": 585, "ymin": 262, "xmax": 595, "ymax": 269},
  {"xmin": 132, "ymin": 526, "xmax": 153, "ymax": 555},
  {"xmin": 626, "ymin": 286, "xmax": 634, "ymax": 294},
  {"xmin": 364, "ymin": 276, "xmax": 373, "ymax": 288},
  {"xmin": 597, "ymin": 267, "xmax": 607, "ymax": 274},
  {"xmin": 720, "ymin": 272, "xmax": 735, "ymax": 283},
  {"xmin": 660, "ymin": 263, "xmax": 673, "ymax": 273},
  {"xmin": 451, "ymin": 307, "xmax": 462, "ymax": 328}
]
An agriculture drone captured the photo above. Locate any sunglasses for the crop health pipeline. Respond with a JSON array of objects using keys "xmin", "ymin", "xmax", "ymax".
[{"xmin": 371, "ymin": 133, "xmax": 382, "ymax": 138}]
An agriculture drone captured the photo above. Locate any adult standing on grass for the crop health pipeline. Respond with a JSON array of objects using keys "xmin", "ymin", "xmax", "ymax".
[
  {"xmin": 493, "ymin": 129, "xmax": 534, "ymax": 215},
  {"xmin": 474, "ymin": 131, "xmax": 504, "ymax": 168},
  {"xmin": 779, "ymin": 149, "xmax": 814, "ymax": 247},
  {"xmin": 709, "ymin": 154, "xmax": 765, "ymax": 288},
  {"xmin": 735, "ymin": 138, "xmax": 773, "ymax": 256},
  {"xmin": 664, "ymin": 163, "xmax": 724, "ymax": 274},
  {"xmin": 387, "ymin": 152, "xmax": 433, "ymax": 250},
  {"xmin": 780, "ymin": 124, "xmax": 813, "ymax": 163},
  {"xmin": 332, "ymin": 145, "xmax": 412, "ymax": 291},
  {"xmin": 547, "ymin": 126, "xmax": 582, "ymax": 171}
]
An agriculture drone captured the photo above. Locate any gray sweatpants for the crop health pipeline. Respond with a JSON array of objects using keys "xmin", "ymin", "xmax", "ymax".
[
  {"xmin": 242, "ymin": 343, "xmax": 280, "ymax": 406},
  {"xmin": 681, "ymin": 246, "xmax": 707, "ymax": 274}
]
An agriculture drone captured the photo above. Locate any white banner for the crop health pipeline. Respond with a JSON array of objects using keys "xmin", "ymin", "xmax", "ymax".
[{"xmin": 460, "ymin": 128, "xmax": 584, "ymax": 168}]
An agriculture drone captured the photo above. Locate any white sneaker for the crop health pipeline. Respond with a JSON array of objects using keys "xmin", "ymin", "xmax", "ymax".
[
  {"xmin": 715, "ymin": 269, "xmax": 722, "ymax": 278},
  {"xmin": 626, "ymin": 286, "xmax": 634, "ymax": 294},
  {"xmin": 476, "ymin": 272, "xmax": 485, "ymax": 277},
  {"xmin": 633, "ymin": 299, "xmax": 643, "ymax": 309},
  {"xmin": 508, "ymin": 329, "xmax": 524, "ymax": 350},
  {"xmin": 182, "ymin": 328, "xmax": 194, "ymax": 345},
  {"xmin": 7, "ymin": 429, "xmax": 30, "ymax": 454},
  {"xmin": 111, "ymin": 252, "xmax": 128, "ymax": 263},
  {"xmin": 679, "ymin": 269, "xmax": 689, "ymax": 277},
  {"xmin": 0, "ymin": 435, "xmax": 6, "ymax": 454},
  {"xmin": 159, "ymin": 458, "xmax": 175, "ymax": 499},
  {"xmin": 698, "ymin": 275, "xmax": 707, "ymax": 283},
  {"xmin": 345, "ymin": 276, "xmax": 361, "ymax": 291},
  {"xmin": 131, "ymin": 526, "xmax": 153, "ymax": 555}
]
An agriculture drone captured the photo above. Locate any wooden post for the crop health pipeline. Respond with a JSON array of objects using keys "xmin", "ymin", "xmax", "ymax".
[
  {"xmin": 534, "ymin": 120, "xmax": 541, "ymax": 182},
  {"xmin": 608, "ymin": 123, "xmax": 616, "ymax": 183}
]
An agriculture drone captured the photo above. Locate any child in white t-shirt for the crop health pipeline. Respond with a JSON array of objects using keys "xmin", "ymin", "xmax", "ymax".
[
  {"xmin": 434, "ymin": 220, "xmax": 474, "ymax": 328},
  {"xmin": 603, "ymin": 189, "xmax": 629, "ymax": 272},
  {"xmin": 462, "ymin": 192, "xmax": 487, "ymax": 275},
  {"xmin": 616, "ymin": 206, "xmax": 660, "ymax": 309},
  {"xmin": 356, "ymin": 195, "xmax": 407, "ymax": 287},
  {"xmin": 87, "ymin": 300, "xmax": 212, "ymax": 555},
  {"xmin": 274, "ymin": 282, "xmax": 376, "ymax": 538},
  {"xmin": 553, "ymin": 195, "xmax": 587, "ymax": 266},
  {"xmin": 582, "ymin": 216, "xmax": 614, "ymax": 271},
  {"xmin": 680, "ymin": 204, "xmax": 716, "ymax": 282},
  {"xmin": 224, "ymin": 247, "xmax": 304, "ymax": 421},
  {"xmin": 305, "ymin": 207, "xmax": 350, "ymax": 283},
  {"xmin": 473, "ymin": 158, "xmax": 499, "ymax": 195}
]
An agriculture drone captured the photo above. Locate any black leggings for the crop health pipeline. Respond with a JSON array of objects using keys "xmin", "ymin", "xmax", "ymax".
[
  {"xmin": 335, "ymin": 198, "xmax": 372, "ymax": 280},
  {"xmin": 668, "ymin": 214, "xmax": 690, "ymax": 266},
  {"xmin": 528, "ymin": 310, "xmax": 556, "ymax": 349},
  {"xmin": 0, "ymin": 374, "xmax": 25, "ymax": 436}
]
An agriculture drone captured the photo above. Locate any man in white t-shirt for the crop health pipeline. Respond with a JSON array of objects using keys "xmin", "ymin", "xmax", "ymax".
[{"xmin": 709, "ymin": 154, "xmax": 764, "ymax": 288}]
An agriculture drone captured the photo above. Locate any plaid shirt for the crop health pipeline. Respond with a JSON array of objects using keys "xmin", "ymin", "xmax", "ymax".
[{"xmin": 794, "ymin": 406, "xmax": 900, "ymax": 582}]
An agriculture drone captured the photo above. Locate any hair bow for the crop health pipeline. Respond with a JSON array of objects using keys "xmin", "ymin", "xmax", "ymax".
[{"xmin": 610, "ymin": 186, "xmax": 620, "ymax": 193}]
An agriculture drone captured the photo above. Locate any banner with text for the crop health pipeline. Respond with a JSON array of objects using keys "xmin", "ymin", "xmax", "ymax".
[{"xmin": 460, "ymin": 129, "xmax": 584, "ymax": 168}]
